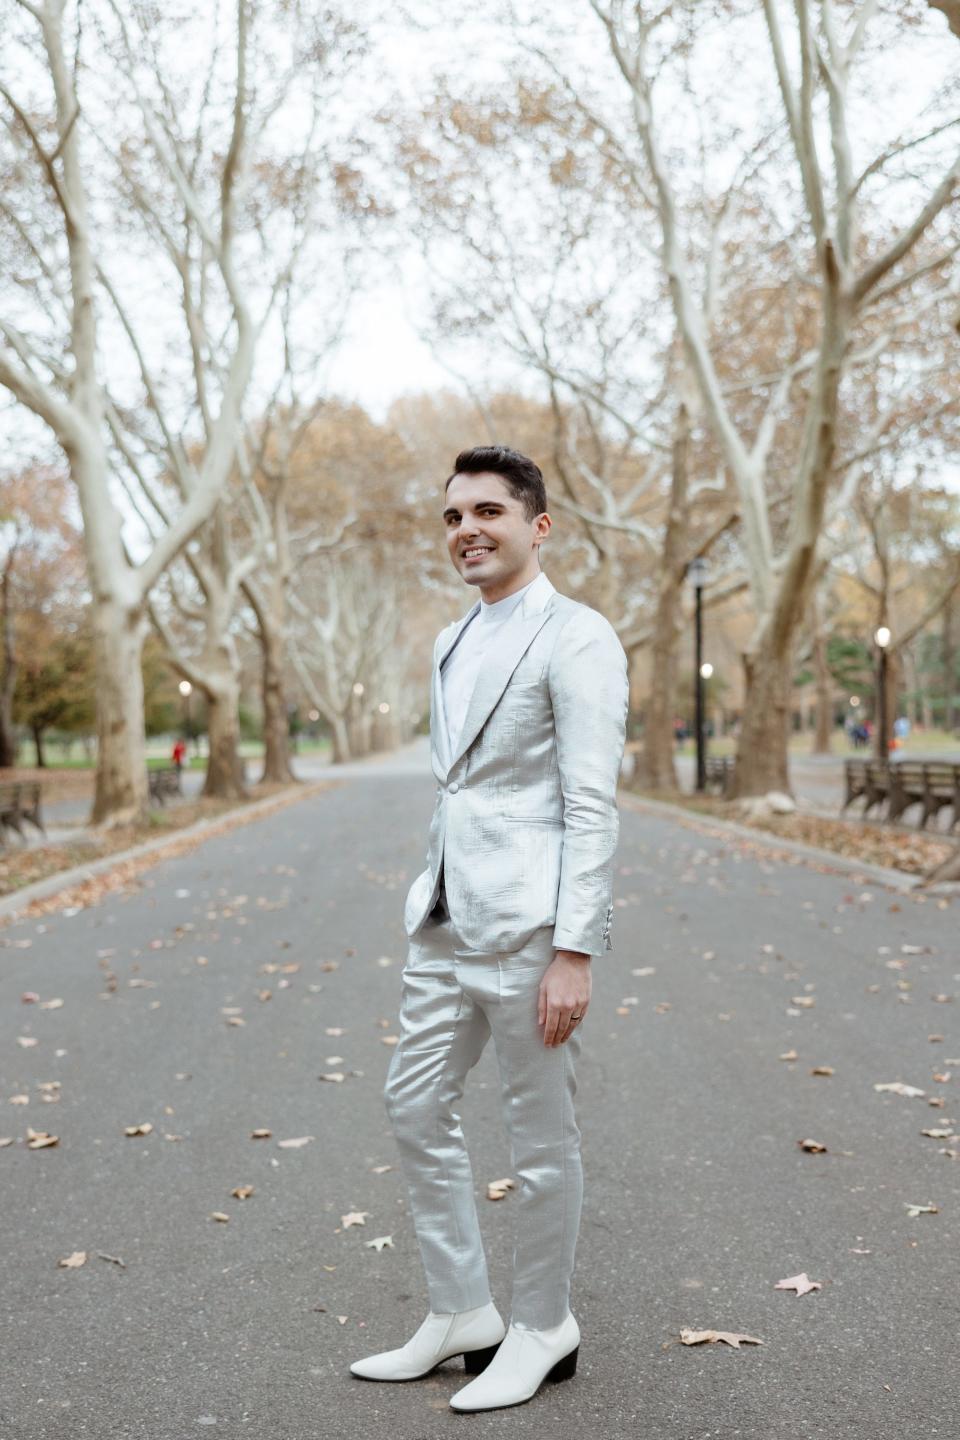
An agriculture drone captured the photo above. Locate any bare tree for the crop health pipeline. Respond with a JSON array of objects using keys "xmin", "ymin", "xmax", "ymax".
[
  {"xmin": 0, "ymin": 0, "xmax": 360, "ymax": 822},
  {"xmin": 585, "ymin": 0, "xmax": 960, "ymax": 796}
]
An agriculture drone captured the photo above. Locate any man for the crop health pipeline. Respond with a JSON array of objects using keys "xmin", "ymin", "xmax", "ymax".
[{"xmin": 350, "ymin": 446, "xmax": 629, "ymax": 1411}]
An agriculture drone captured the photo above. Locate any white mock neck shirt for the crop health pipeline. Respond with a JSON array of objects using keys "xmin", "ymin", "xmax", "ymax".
[{"xmin": 440, "ymin": 570, "xmax": 551, "ymax": 755}]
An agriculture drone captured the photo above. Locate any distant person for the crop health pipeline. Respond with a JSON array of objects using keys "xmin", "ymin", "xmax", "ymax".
[{"xmin": 171, "ymin": 738, "xmax": 186, "ymax": 773}]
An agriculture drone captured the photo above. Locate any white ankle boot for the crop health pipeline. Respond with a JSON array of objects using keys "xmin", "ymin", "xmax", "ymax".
[
  {"xmin": 448, "ymin": 1312, "xmax": 580, "ymax": 1411},
  {"xmin": 349, "ymin": 1300, "xmax": 506, "ymax": 1381}
]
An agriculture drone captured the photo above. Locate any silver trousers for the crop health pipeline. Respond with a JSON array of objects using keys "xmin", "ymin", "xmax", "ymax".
[{"xmin": 383, "ymin": 880, "xmax": 584, "ymax": 1330}]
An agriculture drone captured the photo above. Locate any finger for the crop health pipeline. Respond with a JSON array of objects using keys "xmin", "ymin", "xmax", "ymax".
[{"xmin": 544, "ymin": 1005, "xmax": 562, "ymax": 1047}]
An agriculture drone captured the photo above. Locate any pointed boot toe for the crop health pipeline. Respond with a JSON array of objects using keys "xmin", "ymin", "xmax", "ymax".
[
  {"xmin": 349, "ymin": 1301, "xmax": 505, "ymax": 1382},
  {"xmin": 449, "ymin": 1313, "xmax": 580, "ymax": 1411}
]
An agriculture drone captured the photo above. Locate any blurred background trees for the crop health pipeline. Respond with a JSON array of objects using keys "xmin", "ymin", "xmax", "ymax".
[{"xmin": 0, "ymin": 0, "xmax": 958, "ymax": 823}]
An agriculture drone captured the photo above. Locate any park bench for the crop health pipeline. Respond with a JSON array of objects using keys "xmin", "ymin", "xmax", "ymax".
[
  {"xmin": 888, "ymin": 760, "xmax": 960, "ymax": 831},
  {"xmin": 704, "ymin": 756, "xmax": 736, "ymax": 796},
  {"xmin": 842, "ymin": 758, "xmax": 960, "ymax": 831},
  {"xmin": 0, "ymin": 781, "xmax": 46, "ymax": 845},
  {"xmin": 147, "ymin": 766, "xmax": 183, "ymax": 805},
  {"xmin": 841, "ymin": 758, "xmax": 891, "ymax": 818}
]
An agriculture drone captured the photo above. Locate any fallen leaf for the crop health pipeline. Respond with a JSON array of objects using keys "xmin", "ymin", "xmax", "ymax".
[
  {"xmin": 678, "ymin": 1328, "xmax": 764, "ymax": 1348},
  {"xmin": 798, "ymin": 1138, "xmax": 827, "ymax": 1153},
  {"xmin": 124, "ymin": 1123, "xmax": 153, "ymax": 1137},
  {"xmin": 904, "ymin": 1202, "xmax": 938, "ymax": 1217},
  {"xmin": 342, "ymin": 1211, "xmax": 370, "ymax": 1228},
  {"xmin": 277, "ymin": 1135, "xmax": 314, "ymax": 1148},
  {"xmin": 26, "ymin": 1128, "xmax": 59, "ymax": 1148},
  {"xmin": 364, "ymin": 1235, "xmax": 394, "ymax": 1251},
  {"xmin": 487, "ymin": 1177, "xmax": 516, "ymax": 1201},
  {"xmin": 874, "ymin": 1082, "xmax": 925, "ymax": 1098},
  {"xmin": 774, "ymin": 1272, "xmax": 821, "ymax": 1296},
  {"xmin": 211, "ymin": 1211, "xmax": 230, "ymax": 1223},
  {"xmin": 58, "ymin": 1251, "xmax": 87, "ymax": 1268},
  {"xmin": 232, "ymin": 1186, "xmax": 255, "ymax": 1199}
]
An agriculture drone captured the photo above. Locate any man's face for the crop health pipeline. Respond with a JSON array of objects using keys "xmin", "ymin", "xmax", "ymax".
[{"xmin": 443, "ymin": 472, "xmax": 550, "ymax": 601}]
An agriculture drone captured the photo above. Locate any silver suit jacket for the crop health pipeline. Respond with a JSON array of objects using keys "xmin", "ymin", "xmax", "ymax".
[{"xmin": 402, "ymin": 572, "xmax": 629, "ymax": 956}]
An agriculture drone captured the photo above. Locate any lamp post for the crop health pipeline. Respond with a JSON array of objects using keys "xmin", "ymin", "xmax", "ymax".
[
  {"xmin": 178, "ymin": 680, "xmax": 192, "ymax": 745},
  {"xmin": 874, "ymin": 625, "xmax": 891, "ymax": 761},
  {"xmin": 687, "ymin": 558, "xmax": 709, "ymax": 791}
]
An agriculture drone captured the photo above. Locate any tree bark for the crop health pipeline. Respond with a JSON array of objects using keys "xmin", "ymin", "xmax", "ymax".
[
  {"xmin": 728, "ymin": 646, "xmax": 794, "ymax": 798},
  {"xmin": 0, "ymin": 551, "xmax": 18, "ymax": 768},
  {"xmin": 810, "ymin": 591, "xmax": 833, "ymax": 755},
  {"xmin": 203, "ymin": 675, "xmax": 247, "ymax": 800},
  {"xmin": 943, "ymin": 597, "xmax": 957, "ymax": 733},
  {"xmin": 90, "ymin": 600, "xmax": 149, "ymax": 824},
  {"xmin": 260, "ymin": 622, "xmax": 295, "ymax": 782}
]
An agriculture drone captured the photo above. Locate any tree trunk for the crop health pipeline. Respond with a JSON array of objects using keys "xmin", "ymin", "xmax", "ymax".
[
  {"xmin": 203, "ymin": 677, "xmax": 247, "ymax": 799},
  {"xmin": 635, "ymin": 404, "xmax": 690, "ymax": 792},
  {"xmin": 330, "ymin": 713, "xmax": 352, "ymax": 764},
  {"xmin": 729, "ymin": 646, "xmax": 794, "ymax": 798},
  {"xmin": 0, "ymin": 555, "xmax": 17, "ymax": 768},
  {"xmin": 260, "ymin": 623, "xmax": 295, "ymax": 783},
  {"xmin": 811, "ymin": 624, "xmax": 833, "ymax": 755},
  {"xmin": 943, "ymin": 597, "xmax": 957, "ymax": 734},
  {"xmin": 32, "ymin": 724, "xmax": 45, "ymax": 769},
  {"xmin": 90, "ymin": 601, "xmax": 150, "ymax": 825}
]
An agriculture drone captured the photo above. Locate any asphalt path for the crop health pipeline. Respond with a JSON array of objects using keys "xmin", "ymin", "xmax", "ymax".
[{"xmin": 2, "ymin": 742, "xmax": 958, "ymax": 1439}]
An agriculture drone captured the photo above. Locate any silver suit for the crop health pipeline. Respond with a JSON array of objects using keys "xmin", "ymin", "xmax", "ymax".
[{"xmin": 386, "ymin": 572, "xmax": 629, "ymax": 1328}]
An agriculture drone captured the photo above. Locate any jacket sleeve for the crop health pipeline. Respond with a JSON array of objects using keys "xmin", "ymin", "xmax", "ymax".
[{"xmin": 547, "ymin": 608, "xmax": 629, "ymax": 957}]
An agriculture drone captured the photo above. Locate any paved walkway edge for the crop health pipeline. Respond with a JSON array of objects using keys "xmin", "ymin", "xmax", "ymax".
[
  {"xmin": 619, "ymin": 789, "xmax": 960, "ymax": 896},
  {"xmin": 0, "ymin": 778, "xmax": 344, "ymax": 922}
]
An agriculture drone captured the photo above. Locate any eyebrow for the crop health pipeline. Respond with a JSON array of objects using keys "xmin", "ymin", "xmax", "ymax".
[{"xmin": 442, "ymin": 500, "xmax": 507, "ymax": 520}]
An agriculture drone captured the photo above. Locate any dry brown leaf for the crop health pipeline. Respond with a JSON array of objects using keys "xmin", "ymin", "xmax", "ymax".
[
  {"xmin": 774, "ymin": 1272, "xmax": 821, "ymax": 1296},
  {"xmin": 58, "ymin": 1251, "xmax": 87, "ymax": 1268},
  {"xmin": 487, "ymin": 1178, "xmax": 516, "ymax": 1201},
  {"xmin": 124, "ymin": 1123, "xmax": 153, "ymax": 1137},
  {"xmin": 250, "ymin": 1128, "xmax": 272, "ymax": 1139},
  {"xmin": 679, "ymin": 1328, "xmax": 764, "ymax": 1348},
  {"xmin": 26, "ymin": 1128, "xmax": 59, "ymax": 1148},
  {"xmin": 810, "ymin": 1066, "xmax": 834, "ymax": 1076},
  {"xmin": 341, "ymin": 1211, "xmax": 370, "ymax": 1227},
  {"xmin": 798, "ymin": 1138, "xmax": 827, "ymax": 1153},
  {"xmin": 210, "ymin": 1211, "xmax": 230, "ymax": 1223},
  {"xmin": 277, "ymin": 1135, "xmax": 314, "ymax": 1148},
  {"xmin": 232, "ymin": 1186, "xmax": 255, "ymax": 1200}
]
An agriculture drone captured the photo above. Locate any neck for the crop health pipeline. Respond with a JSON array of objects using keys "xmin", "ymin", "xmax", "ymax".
[{"xmin": 478, "ymin": 567, "xmax": 540, "ymax": 606}]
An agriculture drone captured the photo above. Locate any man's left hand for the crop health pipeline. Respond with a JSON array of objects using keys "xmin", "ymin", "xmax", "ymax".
[{"xmin": 538, "ymin": 950, "xmax": 591, "ymax": 1047}]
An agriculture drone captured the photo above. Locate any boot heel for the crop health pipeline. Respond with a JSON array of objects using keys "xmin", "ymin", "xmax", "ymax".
[
  {"xmin": 546, "ymin": 1344, "xmax": 579, "ymax": 1383},
  {"xmin": 462, "ymin": 1342, "xmax": 501, "ymax": 1374}
]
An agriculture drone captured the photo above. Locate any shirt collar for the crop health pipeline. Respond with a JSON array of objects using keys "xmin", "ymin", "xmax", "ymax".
[{"xmin": 477, "ymin": 569, "xmax": 550, "ymax": 624}]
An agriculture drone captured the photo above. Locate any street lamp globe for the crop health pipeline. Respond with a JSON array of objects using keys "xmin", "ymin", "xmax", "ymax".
[
  {"xmin": 178, "ymin": 680, "xmax": 192, "ymax": 697},
  {"xmin": 700, "ymin": 662, "xmax": 713, "ymax": 679},
  {"xmin": 874, "ymin": 625, "xmax": 891, "ymax": 648}
]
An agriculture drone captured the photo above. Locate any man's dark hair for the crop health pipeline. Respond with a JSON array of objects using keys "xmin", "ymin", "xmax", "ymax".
[{"xmin": 445, "ymin": 446, "xmax": 547, "ymax": 524}]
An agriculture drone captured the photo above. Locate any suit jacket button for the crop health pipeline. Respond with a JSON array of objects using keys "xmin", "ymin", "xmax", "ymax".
[{"xmin": 448, "ymin": 782, "xmax": 459, "ymax": 793}]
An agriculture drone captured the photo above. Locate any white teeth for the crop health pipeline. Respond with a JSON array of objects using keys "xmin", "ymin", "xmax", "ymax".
[{"xmin": 464, "ymin": 547, "xmax": 493, "ymax": 557}]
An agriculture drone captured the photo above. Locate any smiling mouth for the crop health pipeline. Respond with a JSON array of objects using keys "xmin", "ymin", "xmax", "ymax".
[{"xmin": 462, "ymin": 547, "xmax": 495, "ymax": 561}]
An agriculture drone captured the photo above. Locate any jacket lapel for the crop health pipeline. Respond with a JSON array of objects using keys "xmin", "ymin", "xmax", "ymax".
[
  {"xmin": 432, "ymin": 575, "xmax": 558, "ymax": 780},
  {"xmin": 431, "ymin": 604, "xmax": 478, "ymax": 776}
]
